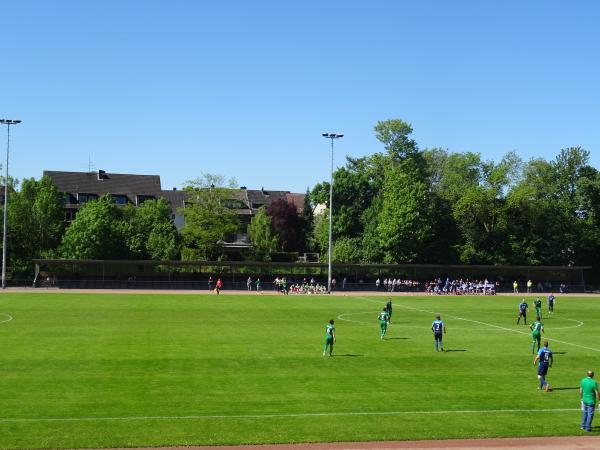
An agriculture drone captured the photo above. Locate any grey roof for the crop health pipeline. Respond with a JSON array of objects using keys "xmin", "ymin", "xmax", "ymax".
[
  {"xmin": 159, "ymin": 189, "xmax": 189, "ymax": 214},
  {"xmin": 44, "ymin": 170, "xmax": 306, "ymax": 215},
  {"xmin": 44, "ymin": 170, "xmax": 162, "ymax": 204},
  {"xmin": 246, "ymin": 189, "xmax": 291, "ymax": 211}
]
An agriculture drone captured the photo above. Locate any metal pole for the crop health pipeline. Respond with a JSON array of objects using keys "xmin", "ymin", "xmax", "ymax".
[
  {"xmin": 2, "ymin": 124, "xmax": 10, "ymax": 289},
  {"xmin": 322, "ymin": 133, "xmax": 343, "ymax": 294},
  {"xmin": 0, "ymin": 120, "xmax": 20, "ymax": 289},
  {"xmin": 328, "ymin": 138, "xmax": 333, "ymax": 293}
]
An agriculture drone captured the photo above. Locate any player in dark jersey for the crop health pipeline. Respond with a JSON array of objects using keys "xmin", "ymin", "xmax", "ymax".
[
  {"xmin": 533, "ymin": 341, "xmax": 553, "ymax": 391},
  {"xmin": 547, "ymin": 293, "xmax": 555, "ymax": 314},
  {"xmin": 386, "ymin": 298, "xmax": 393, "ymax": 324},
  {"xmin": 517, "ymin": 299, "xmax": 528, "ymax": 325},
  {"xmin": 431, "ymin": 315, "xmax": 446, "ymax": 352},
  {"xmin": 534, "ymin": 298, "xmax": 543, "ymax": 320}
]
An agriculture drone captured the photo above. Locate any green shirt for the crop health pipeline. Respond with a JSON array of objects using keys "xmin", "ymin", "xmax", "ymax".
[
  {"xmin": 534, "ymin": 299, "xmax": 542, "ymax": 309},
  {"xmin": 581, "ymin": 377, "xmax": 599, "ymax": 405},
  {"xmin": 378, "ymin": 311, "xmax": 389, "ymax": 322},
  {"xmin": 531, "ymin": 321, "xmax": 543, "ymax": 335},
  {"xmin": 325, "ymin": 324, "xmax": 335, "ymax": 338}
]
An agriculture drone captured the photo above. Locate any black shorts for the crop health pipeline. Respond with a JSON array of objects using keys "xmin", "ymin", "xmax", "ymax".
[{"xmin": 434, "ymin": 332, "xmax": 443, "ymax": 341}]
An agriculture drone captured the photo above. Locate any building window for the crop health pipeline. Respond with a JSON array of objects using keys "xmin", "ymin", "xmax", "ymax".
[
  {"xmin": 136, "ymin": 195, "xmax": 155, "ymax": 206},
  {"xmin": 65, "ymin": 210, "xmax": 76, "ymax": 221},
  {"xmin": 111, "ymin": 195, "xmax": 129, "ymax": 205},
  {"xmin": 62, "ymin": 193, "xmax": 77, "ymax": 205},
  {"xmin": 224, "ymin": 199, "xmax": 245, "ymax": 209},
  {"xmin": 78, "ymin": 193, "xmax": 98, "ymax": 204}
]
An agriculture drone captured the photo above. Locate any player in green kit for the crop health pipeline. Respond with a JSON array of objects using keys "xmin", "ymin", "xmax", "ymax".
[
  {"xmin": 386, "ymin": 298, "xmax": 393, "ymax": 324},
  {"xmin": 534, "ymin": 297, "xmax": 543, "ymax": 320},
  {"xmin": 379, "ymin": 307, "xmax": 389, "ymax": 340},
  {"xmin": 530, "ymin": 316, "xmax": 544, "ymax": 354},
  {"xmin": 323, "ymin": 319, "xmax": 336, "ymax": 356}
]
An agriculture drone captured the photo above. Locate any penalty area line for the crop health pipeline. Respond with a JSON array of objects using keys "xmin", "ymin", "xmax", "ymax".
[
  {"xmin": 0, "ymin": 408, "xmax": 580, "ymax": 423},
  {"xmin": 358, "ymin": 297, "xmax": 600, "ymax": 353},
  {"xmin": 0, "ymin": 313, "xmax": 12, "ymax": 324}
]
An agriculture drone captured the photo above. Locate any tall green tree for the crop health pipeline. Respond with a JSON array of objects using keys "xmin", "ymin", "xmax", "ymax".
[
  {"xmin": 5, "ymin": 176, "xmax": 64, "ymax": 277},
  {"xmin": 376, "ymin": 158, "xmax": 434, "ymax": 263},
  {"xmin": 247, "ymin": 206, "xmax": 278, "ymax": 261},
  {"xmin": 451, "ymin": 152, "xmax": 522, "ymax": 264},
  {"xmin": 123, "ymin": 198, "xmax": 179, "ymax": 260},
  {"xmin": 300, "ymin": 188, "xmax": 314, "ymax": 251},
  {"xmin": 373, "ymin": 119, "xmax": 438, "ymax": 263},
  {"xmin": 60, "ymin": 195, "xmax": 126, "ymax": 259},
  {"xmin": 373, "ymin": 119, "xmax": 420, "ymax": 161},
  {"xmin": 311, "ymin": 210, "xmax": 330, "ymax": 261},
  {"xmin": 180, "ymin": 174, "xmax": 240, "ymax": 260}
]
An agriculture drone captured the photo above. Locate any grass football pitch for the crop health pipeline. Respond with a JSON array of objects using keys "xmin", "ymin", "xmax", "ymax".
[{"xmin": 0, "ymin": 292, "xmax": 598, "ymax": 449}]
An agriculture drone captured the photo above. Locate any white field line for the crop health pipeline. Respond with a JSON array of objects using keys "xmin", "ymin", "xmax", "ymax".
[
  {"xmin": 357, "ymin": 297, "xmax": 599, "ymax": 352},
  {"xmin": 337, "ymin": 311, "xmax": 583, "ymax": 330},
  {"xmin": 0, "ymin": 408, "xmax": 580, "ymax": 423},
  {"xmin": 0, "ymin": 313, "xmax": 12, "ymax": 324}
]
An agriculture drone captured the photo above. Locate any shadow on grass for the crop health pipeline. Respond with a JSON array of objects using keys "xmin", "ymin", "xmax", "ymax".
[
  {"xmin": 386, "ymin": 337, "xmax": 410, "ymax": 340},
  {"xmin": 334, "ymin": 354, "xmax": 362, "ymax": 357},
  {"xmin": 444, "ymin": 349, "xmax": 467, "ymax": 352},
  {"xmin": 554, "ymin": 351, "xmax": 568, "ymax": 355},
  {"xmin": 552, "ymin": 387, "xmax": 579, "ymax": 391}
]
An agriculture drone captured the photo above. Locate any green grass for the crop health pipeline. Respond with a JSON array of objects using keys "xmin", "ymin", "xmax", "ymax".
[{"xmin": 0, "ymin": 292, "xmax": 597, "ymax": 449}]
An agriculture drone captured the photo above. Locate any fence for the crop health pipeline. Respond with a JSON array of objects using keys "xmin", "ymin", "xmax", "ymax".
[{"xmin": 31, "ymin": 259, "xmax": 593, "ymax": 293}]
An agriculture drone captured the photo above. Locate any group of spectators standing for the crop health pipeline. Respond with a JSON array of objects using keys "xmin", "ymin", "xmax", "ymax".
[
  {"xmin": 375, "ymin": 278, "xmax": 420, "ymax": 292},
  {"xmin": 425, "ymin": 278, "xmax": 497, "ymax": 295},
  {"xmin": 209, "ymin": 275, "xmax": 573, "ymax": 295}
]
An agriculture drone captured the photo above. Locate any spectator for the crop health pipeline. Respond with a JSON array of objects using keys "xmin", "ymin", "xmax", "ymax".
[{"xmin": 580, "ymin": 370, "xmax": 600, "ymax": 432}]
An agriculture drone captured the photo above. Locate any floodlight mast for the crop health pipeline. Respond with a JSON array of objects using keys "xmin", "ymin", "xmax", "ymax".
[
  {"xmin": 321, "ymin": 133, "xmax": 344, "ymax": 293},
  {"xmin": 0, "ymin": 119, "xmax": 21, "ymax": 289}
]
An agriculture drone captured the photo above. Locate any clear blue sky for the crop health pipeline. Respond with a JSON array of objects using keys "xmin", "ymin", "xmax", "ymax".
[{"xmin": 2, "ymin": 1, "xmax": 599, "ymax": 193}]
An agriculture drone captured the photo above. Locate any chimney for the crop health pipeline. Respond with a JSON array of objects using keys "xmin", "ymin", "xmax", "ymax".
[
  {"xmin": 97, "ymin": 169, "xmax": 106, "ymax": 181},
  {"xmin": 172, "ymin": 187, "xmax": 177, "ymax": 191}
]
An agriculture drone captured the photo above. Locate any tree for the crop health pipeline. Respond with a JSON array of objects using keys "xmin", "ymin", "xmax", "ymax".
[
  {"xmin": 311, "ymin": 210, "xmax": 330, "ymax": 261},
  {"xmin": 332, "ymin": 236, "xmax": 362, "ymax": 263},
  {"xmin": 180, "ymin": 174, "xmax": 240, "ymax": 260},
  {"xmin": 451, "ymin": 152, "xmax": 522, "ymax": 264},
  {"xmin": 146, "ymin": 221, "xmax": 180, "ymax": 260},
  {"xmin": 60, "ymin": 195, "xmax": 126, "ymax": 259},
  {"xmin": 247, "ymin": 206, "xmax": 278, "ymax": 261},
  {"xmin": 5, "ymin": 176, "xmax": 64, "ymax": 277},
  {"xmin": 300, "ymin": 188, "xmax": 314, "ymax": 251},
  {"xmin": 374, "ymin": 119, "xmax": 419, "ymax": 160},
  {"xmin": 424, "ymin": 149, "xmax": 483, "ymax": 204},
  {"xmin": 123, "ymin": 198, "xmax": 179, "ymax": 260},
  {"xmin": 266, "ymin": 199, "xmax": 303, "ymax": 252},
  {"xmin": 376, "ymin": 158, "xmax": 434, "ymax": 263}
]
